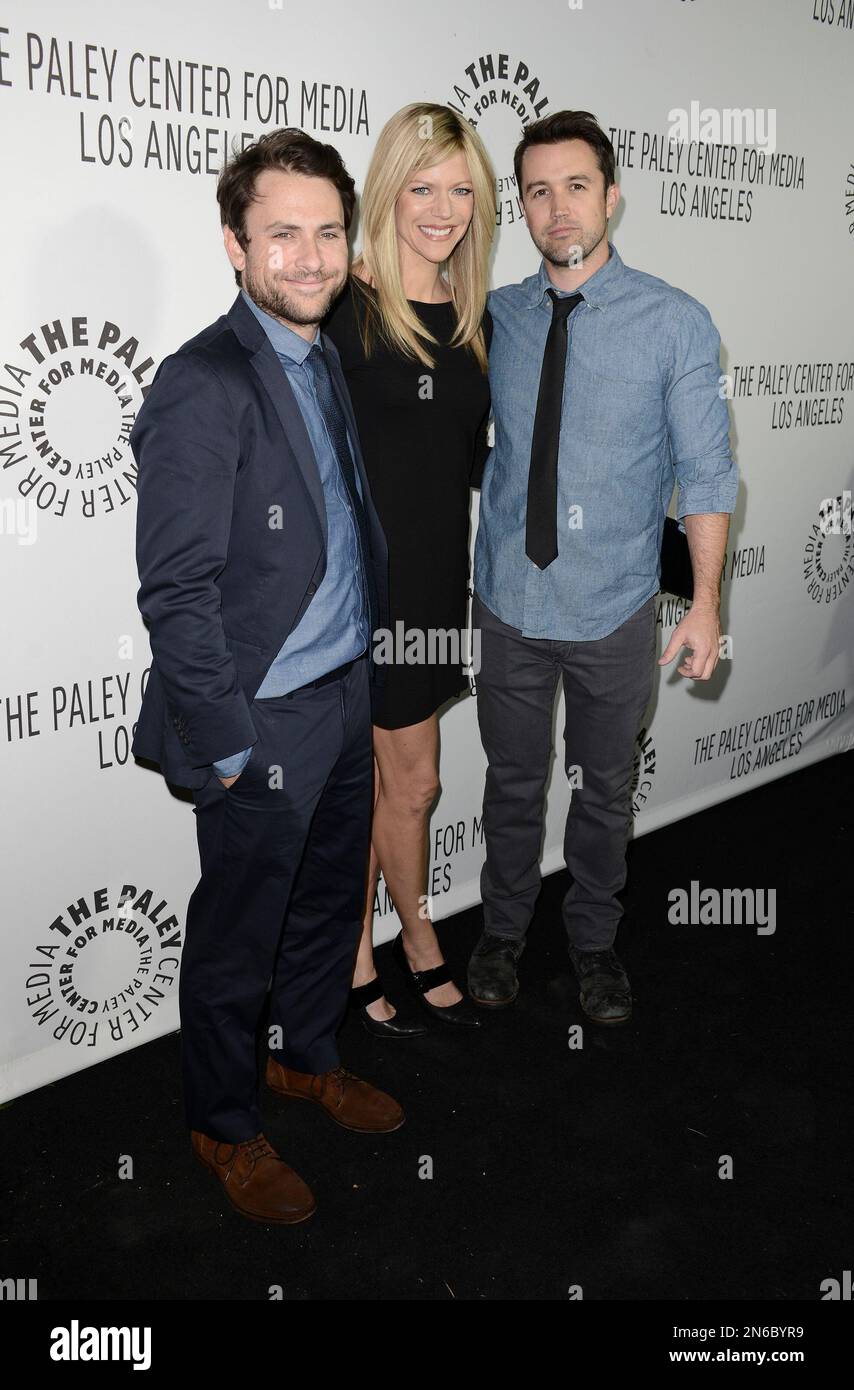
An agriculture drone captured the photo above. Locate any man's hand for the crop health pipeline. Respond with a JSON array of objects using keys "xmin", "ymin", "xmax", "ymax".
[
  {"xmin": 660, "ymin": 512, "xmax": 730, "ymax": 681},
  {"xmin": 214, "ymin": 744, "xmax": 254, "ymax": 788},
  {"xmin": 659, "ymin": 603, "xmax": 721, "ymax": 681}
]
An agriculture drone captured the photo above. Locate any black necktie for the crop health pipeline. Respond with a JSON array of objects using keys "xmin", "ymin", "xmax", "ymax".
[
  {"xmin": 526, "ymin": 289, "xmax": 583, "ymax": 570},
  {"xmin": 305, "ymin": 342, "xmax": 378, "ymax": 638}
]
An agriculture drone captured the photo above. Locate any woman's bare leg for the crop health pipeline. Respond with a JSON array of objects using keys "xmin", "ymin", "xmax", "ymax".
[
  {"xmin": 370, "ymin": 715, "xmax": 462, "ymax": 1008},
  {"xmin": 351, "ymin": 756, "xmax": 397, "ymax": 1021}
]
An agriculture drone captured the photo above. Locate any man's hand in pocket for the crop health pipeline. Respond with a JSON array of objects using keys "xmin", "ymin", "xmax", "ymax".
[{"xmin": 213, "ymin": 744, "xmax": 254, "ymax": 788}]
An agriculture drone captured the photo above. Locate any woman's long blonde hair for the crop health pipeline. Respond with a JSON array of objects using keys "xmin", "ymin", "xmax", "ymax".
[{"xmin": 352, "ymin": 102, "xmax": 495, "ymax": 371}]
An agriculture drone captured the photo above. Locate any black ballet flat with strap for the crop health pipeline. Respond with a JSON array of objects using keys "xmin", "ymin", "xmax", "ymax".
[
  {"xmin": 391, "ymin": 933, "xmax": 481, "ymax": 1027},
  {"xmin": 349, "ymin": 975, "xmax": 427, "ymax": 1038}
]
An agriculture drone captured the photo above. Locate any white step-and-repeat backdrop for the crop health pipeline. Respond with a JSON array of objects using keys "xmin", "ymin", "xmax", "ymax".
[{"xmin": 2, "ymin": 0, "xmax": 852, "ymax": 1102}]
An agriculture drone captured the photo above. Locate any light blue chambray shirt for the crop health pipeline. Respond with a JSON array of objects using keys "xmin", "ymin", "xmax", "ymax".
[
  {"xmin": 474, "ymin": 241, "xmax": 738, "ymax": 641},
  {"xmin": 212, "ymin": 290, "xmax": 368, "ymax": 777}
]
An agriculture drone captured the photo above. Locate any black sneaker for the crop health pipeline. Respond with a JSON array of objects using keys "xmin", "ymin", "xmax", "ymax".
[
  {"xmin": 568, "ymin": 946, "xmax": 632, "ymax": 1024},
  {"xmin": 468, "ymin": 931, "xmax": 525, "ymax": 1007}
]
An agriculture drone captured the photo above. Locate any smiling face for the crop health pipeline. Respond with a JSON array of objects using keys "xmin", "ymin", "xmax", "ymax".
[
  {"xmin": 223, "ymin": 166, "xmax": 350, "ymax": 336},
  {"xmin": 393, "ymin": 150, "xmax": 475, "ymax": 284},
  {"xmin": 520, "ymin": 138, "xmax": 619, "ymax": 268}
]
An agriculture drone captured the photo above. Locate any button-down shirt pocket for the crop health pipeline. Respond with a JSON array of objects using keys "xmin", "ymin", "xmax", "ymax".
[{"xmin": 569, "ymin": 358, "xmax": 664, "ymax": 450}]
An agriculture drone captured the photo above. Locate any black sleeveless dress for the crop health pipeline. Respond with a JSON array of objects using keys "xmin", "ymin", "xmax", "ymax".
[{"xmin": 323, "ymin": 279, "xmax": 492, "ymax": 730}]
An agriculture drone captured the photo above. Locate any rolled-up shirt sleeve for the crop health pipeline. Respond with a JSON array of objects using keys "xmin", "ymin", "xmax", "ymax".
[{"xmin": 665, "ymin": 297, "xmax": 739, "ymax": 523}]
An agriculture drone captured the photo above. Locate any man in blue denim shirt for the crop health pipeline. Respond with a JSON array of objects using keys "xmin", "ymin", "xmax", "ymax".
[{"xmin": 468, "ymin": 111, "xmax": 738, "ymax": 1024}]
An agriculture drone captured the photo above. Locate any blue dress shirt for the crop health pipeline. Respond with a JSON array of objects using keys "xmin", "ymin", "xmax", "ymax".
[
  {"xmin": 474, "ymin": 241, "xmax": 738, "ymax": 641},
  {"xmin": 212, "ymin": 290, "xmax": 369, "ymax": 777}
]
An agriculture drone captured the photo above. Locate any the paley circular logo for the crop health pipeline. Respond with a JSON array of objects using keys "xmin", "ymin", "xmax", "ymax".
[
  {"xmin": 631, "ymin": 726, "xmax": 657, "ymax": 818},
  {"xmin": 447, "ymin": 52, "xmax": 552, "ymax": 231},
  {"xmin": 0, "ymin": 313, "xmax": 153, "ymax": 523},
  {"xmin": 24, "ymin": 881, "xmax": 182, "ymax": 1051},
  {"xmin": 803, "ymin": 494, "xmax": 854, "ymax": 605}
]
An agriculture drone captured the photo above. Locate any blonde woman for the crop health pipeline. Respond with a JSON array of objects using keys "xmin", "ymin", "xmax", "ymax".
[{"xmin": 324, "ymin": 103, "xmax": 494, "ymax": 1033}]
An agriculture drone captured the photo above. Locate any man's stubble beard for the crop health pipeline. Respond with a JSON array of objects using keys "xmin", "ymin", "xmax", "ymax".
[
  {"xmin": 242, "ymin": 261, "xmax": 345, "ymax": 327},
  {"xmin": 533, "ymin": 216, "xmax": 608, "ymax": 270}
]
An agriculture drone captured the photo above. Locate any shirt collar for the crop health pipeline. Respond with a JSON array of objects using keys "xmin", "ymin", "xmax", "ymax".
[
  {"xmin": 526, "ymin": 240, "xmax": 624, "ymax": 310},
  {"xmin": 240, "ymin": 288, "xmax": 320, "ymax": 362}
]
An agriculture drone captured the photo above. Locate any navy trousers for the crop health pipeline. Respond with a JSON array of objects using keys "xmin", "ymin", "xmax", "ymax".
[{"xmin": 180, "ymin": 655, "xmax": 373, "ymax": 1143}]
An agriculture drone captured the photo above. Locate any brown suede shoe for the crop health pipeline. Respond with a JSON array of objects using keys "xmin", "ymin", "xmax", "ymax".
[
  {"xmin": 191, "ymin": 1130, "xmax": 316, "ymax": 1225},
  {"xmin": 265, "ymin": 1057, "xmax": 405, "ymax": 1133}
]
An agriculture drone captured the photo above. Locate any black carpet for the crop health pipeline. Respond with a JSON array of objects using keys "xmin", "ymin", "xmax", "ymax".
[{"xmin": 2, "ymin": 752, "xmax": 851, "ymax": 1305}]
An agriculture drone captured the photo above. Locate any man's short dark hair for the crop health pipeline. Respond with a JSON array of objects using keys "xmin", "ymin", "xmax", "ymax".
[
  {"xmin": 513, "ymin": 111, "xmax": 616, "ymax": 199},
  {"xmin": 217, "ymin": 127, "xmax": 356, "ymax": 286}
]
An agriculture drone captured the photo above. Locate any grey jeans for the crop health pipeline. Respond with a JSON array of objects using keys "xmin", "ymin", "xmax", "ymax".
[{"xmin": 473, "ymin": 590, "xmax": 657, "ymax": 952}]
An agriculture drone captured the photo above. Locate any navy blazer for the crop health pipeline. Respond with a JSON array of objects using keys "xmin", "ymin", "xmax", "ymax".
[{"xmin": 131, "ymin": 290, "xmax": 389, "ymax": 790}]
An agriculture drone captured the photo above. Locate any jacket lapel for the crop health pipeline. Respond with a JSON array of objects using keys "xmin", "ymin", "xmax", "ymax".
[{"xmin": 226, "ymin": 293, "xmax": 327, "ymax": 548}]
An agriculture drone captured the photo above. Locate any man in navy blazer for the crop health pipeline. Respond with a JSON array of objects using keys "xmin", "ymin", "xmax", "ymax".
[{"xmin": 131, "ymin": 129, "xmax": 403, "ymax": 1226}]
